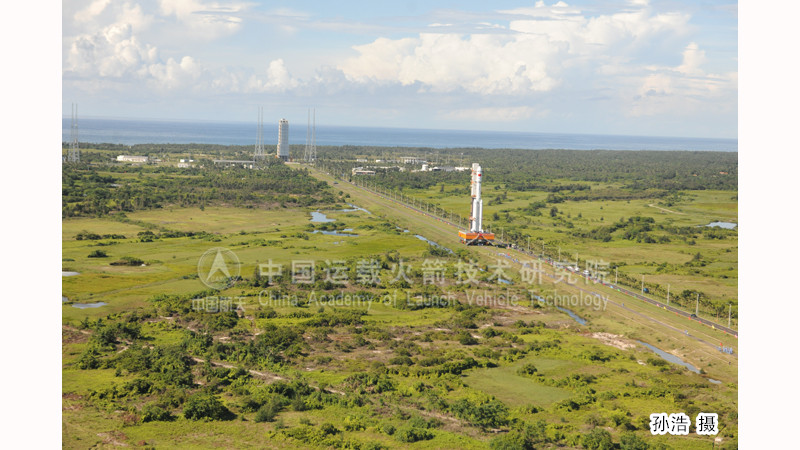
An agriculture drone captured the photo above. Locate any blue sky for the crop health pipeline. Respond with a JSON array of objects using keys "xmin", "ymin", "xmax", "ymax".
[{"xmin": 62, "ymin": 0, "xmax": 738, "ymax": 138}]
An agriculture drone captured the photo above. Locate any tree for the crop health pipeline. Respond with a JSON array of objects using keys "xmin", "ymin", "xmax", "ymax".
[{"xmin": 582, "ymin": 428, "xmax": 614, "ymax": 450}]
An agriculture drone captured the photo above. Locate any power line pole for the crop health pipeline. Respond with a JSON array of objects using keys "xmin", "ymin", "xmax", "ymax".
[
  {"xmin": 728, "ymin": 304, "xmax": 731, "ymax": 328},
  {"xmin": 695, "ymin": 293, "xmax": 700, "ymax": 316},
  {"xmin": 667, "ymin": 284, "xmax": 670, "ymax": 305}
]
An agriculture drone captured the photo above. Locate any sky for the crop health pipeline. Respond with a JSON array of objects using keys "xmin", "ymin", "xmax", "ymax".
[{"xmin": 62, "ymin": 0, "xmax": 738, "ymax": 138}]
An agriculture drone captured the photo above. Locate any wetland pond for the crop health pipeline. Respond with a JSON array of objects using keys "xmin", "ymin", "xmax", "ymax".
[
  {"xmin": 636, "ymin": 340, "xmax": 700, "ymax": 374},
  {"xmin": 531, "ymin": 295, "xmax": 587, "ymax": 325},
  {"xmin": 71, "ymin": 302, "xmax": 108, "ymax": 309},
  {"xmin": 705, "ymin": 222, "xmax": 737, "ymax": 229}
]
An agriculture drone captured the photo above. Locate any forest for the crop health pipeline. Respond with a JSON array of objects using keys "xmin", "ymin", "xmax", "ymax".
[{"xmin": 61, "ymin": 161, "xmax": 335, "ymax": 217}]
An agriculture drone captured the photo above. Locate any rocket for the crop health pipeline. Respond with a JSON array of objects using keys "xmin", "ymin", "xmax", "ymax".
[
  {"xmin": 459, "ymin": 162, "xmax": 494, "ymax": 245},
  {"xmin": 470, "ymin": 163, "xmax": 483, "ymax": 233}
]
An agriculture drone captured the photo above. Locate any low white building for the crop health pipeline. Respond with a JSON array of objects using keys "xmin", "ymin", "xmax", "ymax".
[
  {"xmin": 351, "ymin": 167, "xmax": 376, "ymax": 175},
  {"xmin": 117, "ymin": 155, "xmax": 149, "ymax": 163}
]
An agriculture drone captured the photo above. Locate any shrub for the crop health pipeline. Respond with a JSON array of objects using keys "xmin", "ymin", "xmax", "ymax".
[
  {"xmin": 458, "ymin": 331, "xmax": 478, "ymax": 346},
  {"xmin": 451, "ymin": 398, "xmax": 509, "ymax": 429},
  {"xmin": 395, "ymin": 427, "xmax": 433, "ymax": 443},
  {"xmin": 254, "ymin": 403, "xmax": 277, "ymax": 423},
  {"xmin": 620, "ymin": 432, "xmax": 650, "ymax": 450},
  {"xmin": 183, "ymin": 393, "xmax": 231, "ymax": 421},
  {"xmin": 141, "ymin": 404, "xmax": 173, "ymax": 422},
  {"xmin": 582, "ymin": 428, "xmax": 614, "ymax": 450},
  {"xmin": 88, "ymin": 250, "xmax": 108, "ymax": 258},
  {"xmin": 110, "ymin": 256, "xmax": 145, "ymax": 266},
  {"xmin": 517, "ymin": 363, "xmax": 538, "ymax": 376}
]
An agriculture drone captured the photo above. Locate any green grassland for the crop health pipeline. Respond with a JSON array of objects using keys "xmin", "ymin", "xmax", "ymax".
[
  {"xmin": 63, "ymin": 150, "xmax": 737, "ymax": 449},
  {"xmin": 62, "ymin": 201, "xmax": 738, "ymax": 449},
  {"xmin": 387, "ymin": 179, "xmax": 738, "ymax": 322}
]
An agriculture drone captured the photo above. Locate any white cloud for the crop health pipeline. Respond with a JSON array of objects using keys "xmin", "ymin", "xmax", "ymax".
[
  {"xmin": 677, "ymin": 42, "xmax": 707, "ymax": 75},
  {"xmin": 68, "ymin": 23, "xmax": 158, "ymax": 77},
  {"xmin": 74, "ymin": 0, "xmax": 111, "ymax": 23},
  {"xmin": 339, "ymin": 2, "xmax": 691, "ymax": 96},
  {"xmin": 244, "ymin": 59, "xmax": 299, "ymax": 92},
  {"xmin": 145, "ymin": 56, "xmax": 202, "ymax": 90},
  {"xmin": 341, "ymin": 33, "xmax": 562, "ymax": 95},
  {"xmin": 157, "ymin": 0, "xmax": 248, "ymax": 39},
  {"xmin": 628, "ymin": 43, "xmax": 736, "ymax": 117}
]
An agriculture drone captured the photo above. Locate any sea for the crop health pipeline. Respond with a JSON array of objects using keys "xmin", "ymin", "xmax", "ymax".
[{"xmin": 62, "ymin": 118, "xmax": 737, "ymax": 152}]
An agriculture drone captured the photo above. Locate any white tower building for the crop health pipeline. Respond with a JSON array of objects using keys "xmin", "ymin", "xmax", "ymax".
[{"xmin": 277, "ymin": 119, "xmax": 289, "ymax": 161}]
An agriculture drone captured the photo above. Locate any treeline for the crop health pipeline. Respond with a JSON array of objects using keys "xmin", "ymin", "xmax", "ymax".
[
  {"xmin": 62, "ymin": 163, "xmax": 336, "ymax": 217},
  {"xmin": 319, "ymin": 147, "xmax": 737, "ymax": 191}
]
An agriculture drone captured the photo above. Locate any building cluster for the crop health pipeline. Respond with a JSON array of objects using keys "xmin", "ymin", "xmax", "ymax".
[{"xmin": 116, "ymin": 155, "xmax": 149, "ymax": 163}]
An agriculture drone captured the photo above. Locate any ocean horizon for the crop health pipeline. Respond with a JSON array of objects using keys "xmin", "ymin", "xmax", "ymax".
[{"xmin": 62, "ymin": 117, "xmax": 737, "ymax": 152}]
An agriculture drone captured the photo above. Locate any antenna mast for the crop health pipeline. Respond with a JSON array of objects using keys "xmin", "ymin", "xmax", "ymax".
[
  {"xmin": 68, "ymin": 103, "xmax": 80, "ymax": 163},
  {"xmin": 254, "ymin": 107, "xmax": 265, "ymax": 165},
  {"xmin": 311, "ymin": 108, "xmax": 316, "ymax": 163},
  {"xmin": 304, "ymin": 108, "xmax": 317, "ymax": 163}
]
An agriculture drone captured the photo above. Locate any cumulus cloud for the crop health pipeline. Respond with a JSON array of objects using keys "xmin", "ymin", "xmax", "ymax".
[
  {"xmin": 338, "ymin": 1, "xmax": 691, "ymax": 96},
  {"xmin": 244, "ymin": 59, "xmax": 300, "ymax": 92},
  {"xmin": 629, "ymin": 42, "xmax": 736, "ymax": 117},
  {"xmin": 676, "ymin": 42, "xmax": 707, "ymax": 75},
  {"xmin": 74, "ymin": 0, "xmax": 112, "ymax": 23},
  {"xmin": 68, "ymin": 23, "xmax": 158, "ymax": 77},
  {"xmin": 341, "ymin": 33, "xmax": 562, "ymax": 95}
]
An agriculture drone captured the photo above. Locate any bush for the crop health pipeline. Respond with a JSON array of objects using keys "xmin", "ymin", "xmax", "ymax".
[
  {"xmin": 183, "ymin": 393, "xmax": 231, "ymax": 421},
  {"xmin": 620, "ymin": 432, "xmax": 650, "ymax": 450},
  {"xmin": 110, "ymin": 256, "xmax": 145, "ymax": 266},
  {"xmin": 517, "ymin": 363, "xmax": 538, "ymax": 376},
  {"xmin": 254, "ymin": 403, "xmax": 278, "ymax": 423},
  {"xmin": 582, "ymin": 428, "xmax": 614, "ymax": 450},
  {"xmin": 395, "ymin": 427, "xmax": 433, "ymax": 443},
  {"xmin": 451, "ymin": 398, "xmax": 509, "ymax": 429},
  {"xmin": 458, "ymin": 331, "xmax": 478, "ymax": 346},
  {"xmin": 88, "ymin": 250, "xmax": 108, "ymax": 258},
  {"xmin": 141, "ymin": 404, "xmax": 173, "ymax": 422}
]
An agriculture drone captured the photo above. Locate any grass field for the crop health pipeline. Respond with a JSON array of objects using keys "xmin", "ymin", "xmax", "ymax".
[
  {"xmin": 367, "ymin": 177, "xmax": 738, "ymax": 322},
  {"xmin": 62, "ymin": 167, "xmax": 738, "ymax": 448}
]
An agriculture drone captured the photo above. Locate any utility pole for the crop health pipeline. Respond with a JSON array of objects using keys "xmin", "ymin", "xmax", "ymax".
[
  {"xmin": 641, "ymin": 275, "xmax": 645, "ymax": 294},
  {"xmin": 728, "ymin": 304, "xmax": 731, "ymax": 328},
  {"xmin": 667, "ymin": 284, "xmax": 670, "ymax": 305},
  {"xmin": 695, "ymin": 293, "xmax": 700, "ymax": 316},
  {"xmin": 615, "ymin": 267, "xmax": 618, "ymax": 284},
  {"xmin": 527, "ymin": 236, "xmax": 530, "ymax": 253}
]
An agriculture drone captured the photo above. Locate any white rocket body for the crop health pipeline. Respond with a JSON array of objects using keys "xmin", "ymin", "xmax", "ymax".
[{"xmin": 470, "ymin": 163, "xmax": 483, "ymax": 233}]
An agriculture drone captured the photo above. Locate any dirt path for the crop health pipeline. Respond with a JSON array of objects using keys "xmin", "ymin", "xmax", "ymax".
[
  {"xmin": 189, "ymin": 357, "xmax": 346, "ymax": 395},
  {"xmin": 648, "ymin": 203, "xmax": 686, "ymax": 215}
]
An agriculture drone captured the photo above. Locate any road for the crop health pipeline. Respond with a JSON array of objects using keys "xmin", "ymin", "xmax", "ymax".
[
  {"xmin": 305, "ymin": 166, "xmax": 738, "ymax": 371},
  {"xmin": 345, "ymin": 172, "xmax": 738, "ymax": 339}
]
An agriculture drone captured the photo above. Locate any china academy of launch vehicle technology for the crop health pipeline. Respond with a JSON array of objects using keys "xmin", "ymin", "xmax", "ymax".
[{"xmin": 458, "ymin": 163, "xmax": 495, "ymax": 245}]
